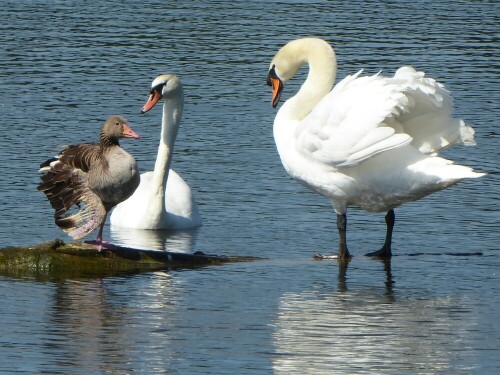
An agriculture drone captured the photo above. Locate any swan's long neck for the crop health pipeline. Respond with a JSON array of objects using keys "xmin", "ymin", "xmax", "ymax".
[
  {"xmin": 149, "ymin": 89, "xmax": 183, "ymax": 215},
  {"xmin": 272, "ymin": 39, "xmax": 337, "ymax": 173},
  {"xmin": 277, "ymin": 38, "xmax": 337, "ymax": 121}
]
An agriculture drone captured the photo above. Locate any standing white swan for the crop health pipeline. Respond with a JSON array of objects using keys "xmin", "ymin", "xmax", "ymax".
[
  {"xmin": 110, "ymin": 74, "xmax": 201, "ymax": 230},
  {"xmin": 267, "ymin": 38, "xmax": 484, "ymax": 260}
]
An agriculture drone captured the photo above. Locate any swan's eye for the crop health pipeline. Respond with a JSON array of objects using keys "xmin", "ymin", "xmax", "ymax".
[
  {"xmin": 151, "ymin": 82, "xmax": 166, "ymax": 94},
  {"xmin": 267, "ymin": 65, "xmax": 278, "ymax": 86}
]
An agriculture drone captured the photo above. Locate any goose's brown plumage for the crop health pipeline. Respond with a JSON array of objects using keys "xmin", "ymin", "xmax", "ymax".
[{"xmin": 38, "ymin": 115, "xmax": 140, "ymax": 248}]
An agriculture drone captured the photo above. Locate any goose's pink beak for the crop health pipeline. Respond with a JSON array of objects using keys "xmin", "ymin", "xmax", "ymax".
[{"xmin": 121, "ymin": 124, "xmax": 140, "ymax": 139}]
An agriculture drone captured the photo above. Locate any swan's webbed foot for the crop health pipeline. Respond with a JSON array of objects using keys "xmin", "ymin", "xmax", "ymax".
[
  {"xmin": 314, "ymin": 245, "xmax": 352, "ymax": 261},
  {"xmin": 314, "ymin": 253, "xmax": 339, "ymax": 260},
  {"xmin": 365, "ymin": 210, "xmax": 394, "ymax": 259},
  {"xmin": 365, "ymin": 244, "xmax": 392, "ymax": 258},
  {"xmin": 338, "ymin": 246, "xmax": 352, "ymax": 261}
]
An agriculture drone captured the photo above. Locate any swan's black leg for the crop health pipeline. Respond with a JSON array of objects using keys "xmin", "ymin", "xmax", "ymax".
[
  {"xmin": 337, "ymin": 213, "xmax": 352, "ymax": 260},
  {"xmin": 313, "ymin": 212, "xmax": 352, "ymax": 260},
  {"xmin": 366, "ymin": 209, "xmax": 394, "ymax": 258}
]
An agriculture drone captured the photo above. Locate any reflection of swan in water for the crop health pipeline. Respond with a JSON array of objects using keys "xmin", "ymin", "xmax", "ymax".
[
  {"xmin": 338, "ymin": 260, "xmax": 394, "ymax": 297},
  {"xmin": 109, "ymin": 227, "xmax": 198, "ymax": 252},
  {"xmin": 272, "ymin": 264, "xmax": 474, "ymax": 374}
]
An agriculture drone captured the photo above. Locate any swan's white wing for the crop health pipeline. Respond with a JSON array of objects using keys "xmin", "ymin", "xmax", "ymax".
[
  {"xmin": 296, "ymin": 70, "xmax": 413, "ymax": 168},
  {"xmin": 165, "ymin": 169, "xmax": 201, "ymax": 223},
  {"xmin": 296, "ymin": 67, "xmax": 476, "ymax": 168},
  {"xmin": 392, "ymin": 67, "xmax": 476, "ymax": 154},
  {"xmin": 110, "ymin": 169, "xmax": 201, "ymax": 230}
]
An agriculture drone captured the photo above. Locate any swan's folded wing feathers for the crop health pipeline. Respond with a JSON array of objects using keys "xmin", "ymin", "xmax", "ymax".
[
  {"xmin": 297, "ymin": 66, "xmax": 475, "ymax": 167},
  {"xmin": 393, "ymin": 67, "xmax": 474, "ymax": 153},
  {"xmin": 296, "ymin": 71, "xmax": 414, "ymax": 167},
  {"xmin": 350, "ymin": 127, "xmax": 396, "ymax": 154},
  {"xmin": 337, "ymin": 133, "xmax": 413, "ymax": 167}
]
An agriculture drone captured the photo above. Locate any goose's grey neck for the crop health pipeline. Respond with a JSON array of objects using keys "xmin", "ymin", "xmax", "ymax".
[{"xmin": 99, "ymin": 133, "xmax": 119, "ymax": 150}]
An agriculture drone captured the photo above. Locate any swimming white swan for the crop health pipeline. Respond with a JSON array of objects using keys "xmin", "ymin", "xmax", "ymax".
[
  {"xmin": 267, "ymin": 38, "xmax": 484, "ymax": 260},
  {"xmin": 110, "ymin": 74, "xmax": 201, "ymax": 230}
]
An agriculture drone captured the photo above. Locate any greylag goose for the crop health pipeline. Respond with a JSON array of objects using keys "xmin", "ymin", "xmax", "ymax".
[
  {"xmin": 267, "ymin": 38, "xmax": 484, "ymax": 260},
  {"xmin": 38, "ymin": 115, "xmax": 141, "ymax": 250},
  {"xmin": 110, "ymin": 74, "xmax": 201, "ymax": 230}
]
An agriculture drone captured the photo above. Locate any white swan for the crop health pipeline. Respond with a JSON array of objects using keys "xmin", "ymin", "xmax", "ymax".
[
  {"xmin": 267, "ymin": 38, "xmax": 484, "ymax": 260},
  {"xmin": 110, "ymin": 74, "xmax": 201, "ymax": 230}
]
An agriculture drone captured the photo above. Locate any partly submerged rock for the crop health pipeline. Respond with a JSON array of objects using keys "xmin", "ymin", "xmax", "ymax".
[{"xmin": 0, "ymin": 239, "xmax": 263, "ymax": 279}]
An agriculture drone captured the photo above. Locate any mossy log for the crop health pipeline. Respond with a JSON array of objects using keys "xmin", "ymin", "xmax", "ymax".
[{"xmin": 0, "ymin": 239, "xmax": 263, "ymax": 279}]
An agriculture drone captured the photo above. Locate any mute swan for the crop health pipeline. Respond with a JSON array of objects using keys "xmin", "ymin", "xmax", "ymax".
[
  {"xmin": 267, "ymin": 38, "xmax": 484, "ymax": 260},
  {"xmin": 38, "ymin": 115, "xmax": 140, "ymax": 250},
  {"xmin": 110, "ymin": 74, "xmax": 201, "ymax": 230}
]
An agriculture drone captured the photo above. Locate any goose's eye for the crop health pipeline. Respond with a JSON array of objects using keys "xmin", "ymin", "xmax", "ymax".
[{"xmin": 115, "ymin": 122, "xmax": 119, "ymax": 126}]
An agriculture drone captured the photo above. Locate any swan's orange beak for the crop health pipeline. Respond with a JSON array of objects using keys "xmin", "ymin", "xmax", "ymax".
[
  {"xmin": 269, "ymin": 77, "xmax": 284, "ymax": 108},
  {"xmin": 267, "ymin": 66, "xmax": 284, "ymax": 108},
  {"xmin": 141, "ymin": 90, "xmax": 162, "ymax": 113},
  {"xmin": 121, "ymin": 123, "xmax": 140, "ymax": 139}
]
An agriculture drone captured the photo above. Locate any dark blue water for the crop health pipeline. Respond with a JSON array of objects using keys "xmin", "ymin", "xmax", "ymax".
[{"xmin": 0, "ymin": 0, "xmax": 499, "ymax": 373}]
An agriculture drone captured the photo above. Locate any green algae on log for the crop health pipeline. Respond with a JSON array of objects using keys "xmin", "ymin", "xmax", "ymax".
[{"xmin": 0, "ymin": 239, "xmax": 263, "ymax": 279}]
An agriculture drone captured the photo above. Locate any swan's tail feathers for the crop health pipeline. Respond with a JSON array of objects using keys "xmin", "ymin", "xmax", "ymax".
[
  {"xmin": 459, "ymin": 120, "xmax": 477, "ymax": 146},
  {"xmin": 38, "ymin": 158, "xmax": 106, "ymax": 240},
  {"xmin": 409, "ymin": 157, "xmax": 486, "ymax": 185},
  {"xmin": 439, "ymin": 165, "xmax": 485, "ymax": 181}
]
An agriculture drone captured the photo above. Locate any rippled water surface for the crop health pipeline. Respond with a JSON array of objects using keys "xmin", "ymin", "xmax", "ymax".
[{"xmin": 0, "ymin": 0, "xmax": 499, "ymax": 374}]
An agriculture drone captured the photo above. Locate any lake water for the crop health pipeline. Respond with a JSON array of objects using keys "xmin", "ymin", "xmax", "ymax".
[{"xmin": 0, "ymin": 0, "xmax": 499, "ymax": 373}]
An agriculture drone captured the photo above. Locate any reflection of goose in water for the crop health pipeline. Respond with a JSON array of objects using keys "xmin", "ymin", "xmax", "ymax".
[
  {"xmin": 46, "ymin": 274, "xmax": 178, "ymax": 371},
  {"xmin": 271, "ymin": 267, "xmax": 474, "ymax": 374},
  {"xmin": 109, "ymin": 226, "xmax": 198, "ymax": 252}
]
